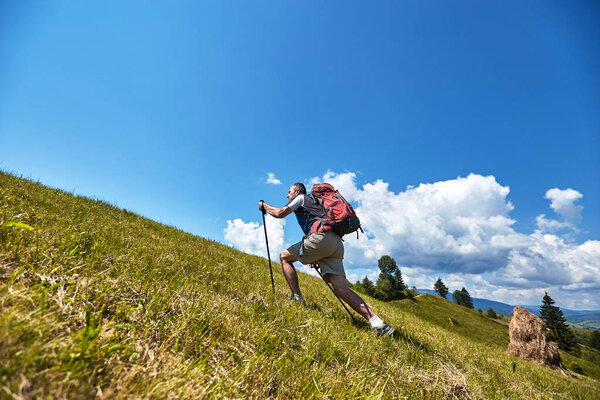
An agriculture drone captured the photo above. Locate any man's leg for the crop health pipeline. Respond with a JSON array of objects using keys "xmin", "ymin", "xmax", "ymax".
[
  {"xmin": 324, "ymin": 274, "xmax": 375, "ymax": 321},
  {"xmin": 280, "ymin": 250, "xmax": 302, "ymax": 297},
  {"xmin": 325, "ymin": 274, "xmax": 395, "ymax": 336}
]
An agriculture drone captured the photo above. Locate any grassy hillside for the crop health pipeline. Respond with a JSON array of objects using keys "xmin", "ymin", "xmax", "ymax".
[{"xmin": 1, "ymin": 171, "xmax": 599, "ymax": 399}]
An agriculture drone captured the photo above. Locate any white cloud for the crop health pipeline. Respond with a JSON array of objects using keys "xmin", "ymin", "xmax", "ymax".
[
  {"xmin": 309, "ymin": 171, "xmax": 358, "ymax": 201},
  {"xmin": 535, "ymin": 214, "xmax": 572, "ymax": 232},
  {"xmin": 546, "ymin": 188, "xmax": 583, "ymax": 224},
  {"xmin": 488, "ymin": 286, "xmax": 548, "ymax": 307},
  {"xmin": 403, "ymin": 272, "xmax": 435, "ymax": 289},
  {"xmin": 312, "ymin": 172, "xmax": 528, "ymax": 274},
  {"xmin": 535, "ymin": 188, "xmax": 583, "ymax": 232},
  {"xmin": 495, "ymin": 233, "xmax": 600, "ymax": 290},
  {"xmin": 350, "ymin": 268, "xmax": 380, "ymax": 284},
  {"xmin": 224, "ymin": 216, "xmax": 288, "ymax": 261},
  {"xmin": 266, "ymin": 172, "xmax": 282, "ymax": 185}
]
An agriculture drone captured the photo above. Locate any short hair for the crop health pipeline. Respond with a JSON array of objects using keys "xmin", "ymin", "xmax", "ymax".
[{"xmin": 291, "ymin": 182, "xmax": 306, "ymax": 194}]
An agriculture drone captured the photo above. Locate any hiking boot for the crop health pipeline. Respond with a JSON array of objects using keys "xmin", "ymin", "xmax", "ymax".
[
  {"xmin": 290, "ymin": 294, "xmax": 304, "ymax": 302},
  {"xmin": 372, "ymin": 322, "xmax": 395, "ymax": 337}
]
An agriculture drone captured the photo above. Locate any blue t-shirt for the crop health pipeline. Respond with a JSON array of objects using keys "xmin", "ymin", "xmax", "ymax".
[{"xmin": 287, "ymin": 194, "xmax": 327, "ymax": 235}]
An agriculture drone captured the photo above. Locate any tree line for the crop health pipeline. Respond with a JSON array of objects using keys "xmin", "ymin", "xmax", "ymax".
[
  {"xmin": 352, "ymin": 255, "xmax": 408, "ymax": 301},
  {"xmin": 431, "ymin": 278, "xmax": 587, "ymax": 353},
  {"xmin": 433, "ymin": 280, "xmax": 584, "ymax": 352},
  {"xmin": 353, "ymin": 258, "xmax": 598, "ymax": 355},
  {"xmin": 353, "ymin": 257, "xmax": 482, "ymax": 308},
  {"xmin": 433, "ymin": 277, "xmax": 478, "ymax": 311}
]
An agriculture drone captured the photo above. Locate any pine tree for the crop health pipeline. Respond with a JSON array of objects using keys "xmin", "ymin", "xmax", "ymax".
[
  {"xmin": 452, "ymin": 289, "xmax": 463, "ymax": 305},
  {"xmin": 539, "ymin": 292, "xmax": 556, "ymax": 326},
  {"xmin": 433, "ymin": 278, "xmax": 448, "ymax": 299},
  {"xmin": 486, "ymin": 307, "xmax": 497, "ymax": 319},
  {"xmin": 452, "ymin": 287, "xmax": 473, "ymax": 308},
  {"xmin": 375, "ymin": 255, "xmax": 406, "ymax": 300},
  {"xmin": 539, "ymin": 292, "xmax": 577, "ymax": 351},
  {"xmin": 461, "ymin": 287, "xmax": 474, "ymax": 309},
  {"xmin": 590, "ymin": 330, "xmax": 600, "ymax": 351},
  {"xmin": 352, "ymin": 280, "xmax": 363, "ymax": 293},
  {"xmin": 361, "ymin": 276, "xmax": 376, "ymax": 297},
  {"xmin": 393, "ymin": 268, "xmax": 406, "ymax": 293},
  {"xmin": 375, "ymin": 277, "xmax": 393, "ymax": 301}
]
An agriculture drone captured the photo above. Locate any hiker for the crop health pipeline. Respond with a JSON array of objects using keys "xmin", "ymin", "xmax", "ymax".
[{"xmin": 259, "ymin": 182, "xmax": 395, "ymax": 336}]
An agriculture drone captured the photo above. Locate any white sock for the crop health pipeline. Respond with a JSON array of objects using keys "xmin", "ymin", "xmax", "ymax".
[
  {"xmin": 292, "ymin": 294, "xmax": 304, "ymax": 301},
  {"xmin": 369, "ymin": 315, "xmax": 384, "ymax": 329}
]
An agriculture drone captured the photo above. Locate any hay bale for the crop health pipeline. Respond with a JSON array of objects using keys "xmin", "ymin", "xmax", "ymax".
[{"xmin": 507, "ymin": 306, "xmax": 567, "ymax": 372}]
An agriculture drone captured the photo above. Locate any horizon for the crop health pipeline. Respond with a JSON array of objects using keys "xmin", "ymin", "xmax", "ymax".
[
  {"xmin": 1, "ymin": 2, "xmax": 599, "ymax": 310},
  {"xmin": 415, "ymin": 287, "xmax": 599, "ymax": 312}
]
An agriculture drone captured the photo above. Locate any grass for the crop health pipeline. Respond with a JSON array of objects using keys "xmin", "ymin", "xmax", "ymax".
[{"xmin": 1, "ymin": 170, "xmax": 599, "ymax": 399}]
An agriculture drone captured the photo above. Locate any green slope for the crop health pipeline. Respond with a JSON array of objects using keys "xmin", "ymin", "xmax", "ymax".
[{"xmin": 1, "ymin": 171, "xmax": 599, "ymax": 399}]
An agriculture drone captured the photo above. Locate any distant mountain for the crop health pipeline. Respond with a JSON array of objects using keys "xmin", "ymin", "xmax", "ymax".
[
  {"xmin": 416, "ymin": 289, "xmax": 600, "ymax": 323},
  {"xmin": 516, "ymin": 306, "xmax": 600, "ymax": 322}
]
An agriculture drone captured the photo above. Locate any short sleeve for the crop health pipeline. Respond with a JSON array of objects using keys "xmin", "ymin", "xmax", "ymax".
[{"xmin": 287, "ymin": 195, "xmax": 304, "ymax": 212}]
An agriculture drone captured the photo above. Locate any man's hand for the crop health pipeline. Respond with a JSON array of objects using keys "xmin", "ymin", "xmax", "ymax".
[
  {"xmin": 309, "ymin": 263, "xmax": 318, "ymax": 269},
  {"xmin": 258, "ymin": 201, "xmax": 292, "ymax": 219}
]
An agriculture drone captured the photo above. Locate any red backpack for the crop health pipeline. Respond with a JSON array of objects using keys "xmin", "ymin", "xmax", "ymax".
[{"xmin": 309, "ymin": 183, "xmax": 363, "ymax": 237}]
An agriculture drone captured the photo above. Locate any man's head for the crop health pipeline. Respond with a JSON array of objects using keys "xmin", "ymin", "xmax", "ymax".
[{"xmin": 287, "ymin": 182, "xmax": 306, "ymax": 201}]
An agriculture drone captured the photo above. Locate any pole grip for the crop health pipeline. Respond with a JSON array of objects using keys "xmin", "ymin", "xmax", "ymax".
[{"xmin": 259, "ymin": 199, "xmax": 266, "ymax": 214}]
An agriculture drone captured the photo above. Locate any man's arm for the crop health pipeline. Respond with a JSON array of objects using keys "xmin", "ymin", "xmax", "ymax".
[{"xmin": 259, "ymin": 201, "xmax": 292, "ymax": 219}]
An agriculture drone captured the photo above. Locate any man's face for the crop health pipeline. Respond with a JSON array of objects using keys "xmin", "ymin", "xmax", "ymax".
[{"xmin": 287, "ymin": 186, "xmax": 299, "ymax": 201}]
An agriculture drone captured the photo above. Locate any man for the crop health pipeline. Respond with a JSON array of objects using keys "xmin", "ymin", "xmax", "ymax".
[{"xmin": 259, "ymin": 182, "xmax": 395, "ymax": 337}]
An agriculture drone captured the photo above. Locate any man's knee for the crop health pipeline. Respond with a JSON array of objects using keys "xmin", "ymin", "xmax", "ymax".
[{"xmin": 280, "ymin": 250, "xmax": 297, "ymax": 263}]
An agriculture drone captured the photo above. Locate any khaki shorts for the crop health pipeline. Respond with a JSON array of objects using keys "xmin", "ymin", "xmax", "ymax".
[{"xmin": 287, "ymin": 231, "xmax": 345, "ymax": 277}]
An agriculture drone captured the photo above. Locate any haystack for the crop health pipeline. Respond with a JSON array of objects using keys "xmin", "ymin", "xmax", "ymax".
[{"xmin": 507, "ymin": 306, "xmax": 566, "ymax": 372}]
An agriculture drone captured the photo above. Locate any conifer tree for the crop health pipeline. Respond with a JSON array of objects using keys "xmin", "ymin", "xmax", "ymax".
[
  {"xmin": 452, "ymin": 287, "xmax": 474, "ymax": 308},
  {"xmin": 377, "ymin": 255, "xmax": 396, "ymax": 279},
  {"xmin": 360, "ymin": 276, "xmax": 376, "ymax": 297},
  {"xmin": 461, "ymin": 287, "xmax": 474, "ymax": 309},
  {"xmin": 590, "ymin": 330, "xmax": 600, "ymax": 351},
  {"xmin": 393, "ymin": 268, "xmax": 406, "ymax": 293},
  {"xmin": 486, "ymin": 307, "xmax": 497, "ymax": 319},
  {"xmin": 352, "ymin": 280, "xmax": 363, "ymax": 292},
  {"xmin": 375, "ymin": 278, "xmax": 393, "ymax": 301},
  {"xmin": 375, "ymin": 255, "xmax": 406, "ymax": 300},
  {"xmin": 452, "ymin": 289, "xmax": 461, "ymax": 305},
  {"xmin": 433, "ymin": 278, "xmax": 448, "ymax": 298},
  {"xmin": 539, "ymin": 292, "xmax": 577, "ymax": 351}
]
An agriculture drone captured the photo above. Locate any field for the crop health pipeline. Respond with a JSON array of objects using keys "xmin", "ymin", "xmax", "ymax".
[{"xmin": 1, "ymin": 171, "xmax": 599, "ymax": 399}]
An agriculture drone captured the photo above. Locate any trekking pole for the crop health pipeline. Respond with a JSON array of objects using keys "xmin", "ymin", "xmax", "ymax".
[
  {"xmin": 260, "ymin": 201, "xmax": 276, "ymax": 296},
  {"xmin": 314, "ymin": 264, "xmax": 358, "ymax": 323}
]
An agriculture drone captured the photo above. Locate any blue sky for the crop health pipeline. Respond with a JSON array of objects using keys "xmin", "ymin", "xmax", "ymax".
[{"xmin": 1, "ymin": 1, "xmax": 599, "ymax": 309}]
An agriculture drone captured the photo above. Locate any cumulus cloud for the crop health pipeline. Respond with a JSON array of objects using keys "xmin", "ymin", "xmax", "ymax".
[
  {"xmin": 266, "ymin": 173, "xmax": 282, "ymax": 185},
  {"xmin": 494, "ymin": 233, "xmax": 600, "ymax": 291},
  {"xmin": 309, "ymin": 171, "xmax": 358, "ymax": 201},
  {"xmin": 311, "ymin": 171, "xmax": 529, "ymax": 274},
  {"xmin": 224, "ymin": 216, "xmax": 288, "ymax": 261},
  {"xmin": 536, "ymin": 188, "xmax": 583, "ymax": 232},
  {"xmin": 546, "ymin": 188, "xmax": 583, "ymax": 224},
  {"xmin": 535, "ymin": 215, "xmax": 572, "ymax": 232}
]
